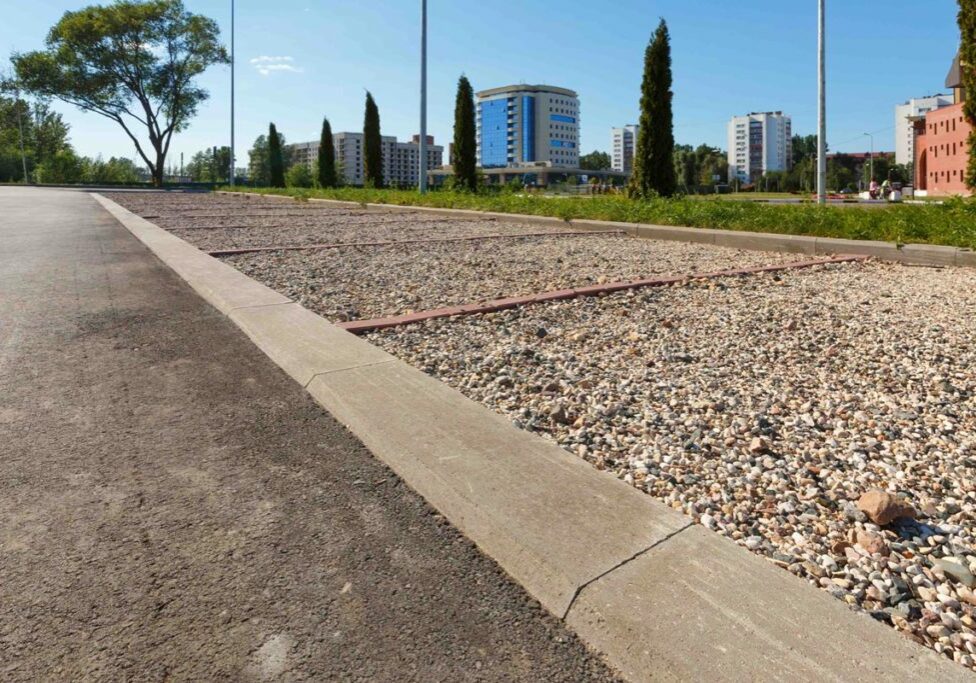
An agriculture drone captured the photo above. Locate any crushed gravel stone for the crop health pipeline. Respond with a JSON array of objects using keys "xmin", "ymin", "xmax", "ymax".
[
  {"xmin": 220, "ymin": 236, "xmax": 801, "ymax": 321},
  {"xmin": 368, "ymin": 261, "xmax": 976, "ymax": 670}
]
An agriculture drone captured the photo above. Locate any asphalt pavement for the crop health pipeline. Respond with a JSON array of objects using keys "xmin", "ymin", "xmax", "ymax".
[{"xmin": 0, "ymin": 187, "xmax": 619, "ymax": 682}]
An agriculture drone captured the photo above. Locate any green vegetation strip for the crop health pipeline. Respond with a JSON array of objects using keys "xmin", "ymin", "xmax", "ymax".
[{"xmin": 222, "ymin": 187, "xmax": 976, "ymax": 250}]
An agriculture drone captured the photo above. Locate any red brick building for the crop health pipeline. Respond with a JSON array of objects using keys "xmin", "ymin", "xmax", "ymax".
[{"xmin": 914, "ymin": 54, "xmax": 972, "ymax": 197}]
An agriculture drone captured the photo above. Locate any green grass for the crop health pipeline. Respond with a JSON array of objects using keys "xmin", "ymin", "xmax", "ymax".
[
  {"xmin": 689, "ymin": 192, "xmax": 804, "ymax": 201},
  {"xmin": 220, "ymin": 186, "xmax": 976, "ymax": 250}
]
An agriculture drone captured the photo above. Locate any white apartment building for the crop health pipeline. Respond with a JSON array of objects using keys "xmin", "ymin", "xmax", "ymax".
[
  {"xmin": 611, "ymin": 125, "xmax": 638, "ymax": 173},
  {"xmin": 475, "ymin": 84, "xmax": 580, "ymax": 168},
  {"xmin": 288, "ymin": 141, "xmax": 318, "ymax": 169},
  {"xmin": 894, "ymin": 94, "xmax": 954, "ymax": 165},
  {"xmin": 727, "ymin": 112, "xmax": 792, "ymax": 184},
  {"xmin": 286, "ymin": 133, "xmax": 443, "ymax": 187}
]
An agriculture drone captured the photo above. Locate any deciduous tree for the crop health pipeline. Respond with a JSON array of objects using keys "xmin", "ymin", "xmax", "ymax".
[
  {"xmin": 0, "ymin": 95, "xmax": 73, "ymax": 182},
  {"xmin": 579, "ymin": 150, "xmax": 611, "ymax": 171},
  {"xmin": 82, "ymin": 155, "xmax": 143, "ymax": 183},
  {"xmin": 247, "ymin": 134, "xmax": 269, "ymax": 186},
  {"xmin": 286, "ymin": 162, "xmax": 313, "ymax": 188},
  {"xmin": 13, "ymin": 0, "xmax": 228, "ymax": 187},
  {"xmin": 186, "ymin": 145, "xmax": 230, "ymax": 182}
]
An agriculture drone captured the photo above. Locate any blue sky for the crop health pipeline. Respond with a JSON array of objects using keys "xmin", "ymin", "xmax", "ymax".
[{"xmin": 1, "ymin": 0, "xmax": 962, "ymax": 167}]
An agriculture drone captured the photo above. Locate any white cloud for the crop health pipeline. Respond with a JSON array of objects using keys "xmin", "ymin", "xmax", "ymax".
[
  {"xmin": 250, "ymin": 55, "xmax": 293, "ymax": 64},
  {"xmin": 249, "ymin": 56, "xmax": 303, "ymax": 76}
]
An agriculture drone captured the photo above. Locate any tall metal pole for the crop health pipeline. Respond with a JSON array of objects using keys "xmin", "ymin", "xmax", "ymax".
[
  {"xmin": 229, "ymin": 0, "xmax": 235, "ymax": 186},
  {"xmin": 817, "ymin": 0, "xmax": 827, "ymax": 204},
  {"xmin": 14, "ymin": 85, "xmax": 28, "ymax": 183},
  {"xmin": 864, "ymin": 132, "xmax": 874, "ymax": 183},
  {"xmin": 418, "ymin": 0, "xmax": 428, "ymax": 193}
]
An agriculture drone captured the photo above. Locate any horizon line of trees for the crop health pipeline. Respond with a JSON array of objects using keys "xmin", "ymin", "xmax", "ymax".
[
  {"xmin": 7, "ymin": 0, "xmax": 956, "ymax": 196},
  {"xmin": 0, "ymin": 95, "xmax": 145, "ymax": 184}
]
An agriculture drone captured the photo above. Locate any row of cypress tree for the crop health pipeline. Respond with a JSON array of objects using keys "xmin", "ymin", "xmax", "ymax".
[
  {"xmin": 261, "ymin": 18, "xmax": 675, "ymax": 196},
  {"xmin": 264, "ymin": 117, "xmax": 336, "ymax": 189},
  {"xmin": 264, "ymin": 83, "xmax": 478, "ymax": 191},
  {"xmin": 263, "ymin": 91, "xmax": 384, "ymax": 189},
  {"xmin": 359, "ymin": 84, "xmax": 478, "ymax": 192}
]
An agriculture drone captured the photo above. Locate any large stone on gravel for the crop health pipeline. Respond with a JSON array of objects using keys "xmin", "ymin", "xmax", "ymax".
[
  {"xmin": 856, "ymin": 529, "xmax": 889, "ymax": 556},
  {"xmin": 856, "ymin": 490, "xmax": 916, "ymax": 526},
  {"xmin": 748, "ymin": 437, "xmax": 768, "ymax": 454},
  {"xmin": 933, "ymin": 557, "xmax": 976, "ymax": 588}
]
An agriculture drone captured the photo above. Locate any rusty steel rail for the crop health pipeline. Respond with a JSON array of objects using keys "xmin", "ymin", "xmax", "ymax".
[{"xmin": 337, "ymin": 254, "xmax": 869, "ymax": 334}]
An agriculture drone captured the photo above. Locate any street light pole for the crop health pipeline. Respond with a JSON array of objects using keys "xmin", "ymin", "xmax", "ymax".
[
  {"xmin": 418, "ymin": 0, "xmax": 428, "ymax": 194},
  {"xmin": 817, "ymin": 0, "xmax": 827, "ymax": 204},
  {"xmin": 863, "ymin": 132, "xmax": 874, "ymax": 185},
  {"xmin": 15, "ymin": 91, "xmax": 28, "ymax": 183},
  {"xmin": 418, "ymin": 0, "xmax": 428, "ymax": 193},
  {"xmin": 229, "ymin": 0, "xmax": 235, "ymax": 186}
]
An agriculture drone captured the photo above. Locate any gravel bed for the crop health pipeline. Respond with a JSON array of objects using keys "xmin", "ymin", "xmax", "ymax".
[
  {"xmin": 221, "ymin": 235, "xmax": 802, "ymax": 321},
  {"xmin": 367, "ymin": 260, "xmax": 976, "ymax": 669},
  {"xmin": 101, "ymin": 191, "xmax": 311, "ymax": 212},
  {"xmin": 168, "ymin": 219, "xmax": 567, "ymax": 251},
  {"xmin": 102, "ymin": 191, "xmax": 572, "ymax": 251}
]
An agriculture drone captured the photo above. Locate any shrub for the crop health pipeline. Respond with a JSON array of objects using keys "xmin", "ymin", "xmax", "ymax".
[{"xmin": 285, "ymin": 163, "xmax": 314, "ymax": 189}]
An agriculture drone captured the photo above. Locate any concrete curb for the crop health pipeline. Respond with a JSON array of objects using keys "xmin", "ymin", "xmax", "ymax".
[
  {"xmin": 337, "ymin": 255, "xmax": 867, "ymax": 335},
  {"xmin": 97, "ymin": 192, "xmax": 970, "ymax": 681},
  {"xmin": 218, "ymin": 190, "xmax": 975, "ymax": 268}
]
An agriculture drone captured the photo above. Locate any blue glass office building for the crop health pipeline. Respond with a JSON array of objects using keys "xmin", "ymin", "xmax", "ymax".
[
  {"xmin": 479, "ymin": 99, "xmax": 510, "ymax": 168},
  {"xmin": 475, "ymin": 85, "xmax": 579, "ymax": 169}
]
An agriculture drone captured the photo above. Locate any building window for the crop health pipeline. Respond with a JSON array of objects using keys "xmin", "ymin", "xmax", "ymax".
[{"xmin": 479, "ymin": 99, "xmax": 510, "ymax": 167}]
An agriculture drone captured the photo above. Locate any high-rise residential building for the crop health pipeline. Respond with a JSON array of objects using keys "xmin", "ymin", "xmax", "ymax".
[
  {"xmin": 286, "ymin": 133, "xmax": 442, "ymax": 187},
  {"xmin": 727, "ymin": 112, "xmax": 792, "ymax": 184},
  {"xmin": 894, "ymin": 94, "xmax": 953, "ymax": 165},
  {"xmin": 611, "ymin": 125, "xmax": 639, "ymax": 173},
  {"xmin": 475, "ymin": 85, "xmax": 579, "ymax": 168},
  {"xmin": 288, "ymin": 141, "xmax": 318, "ymax": 169}
]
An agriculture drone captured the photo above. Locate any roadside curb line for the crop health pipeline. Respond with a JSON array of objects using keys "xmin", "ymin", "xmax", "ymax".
[
  {"xmin": 218, "ymin": 190, "xmax": 976, "ymax": 268},
  {"xmin": 337, "ymin": 255, "xmax": 867, "ymax": 334},
  {"xmin": 93, "ymin": 192, "xmax": 970, "ymax": 682}
]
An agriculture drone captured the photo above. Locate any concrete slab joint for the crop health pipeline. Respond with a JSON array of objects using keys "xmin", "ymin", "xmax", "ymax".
[
  {"xmin": 99, "ymin": 192, "xmax": 972, "ymax": 681},
  {"xmin": 304, "ymin": 358, "xmax": 692, "ymax": 618},
  {"xmin": 564, "ymin": 525, "xmax": 969, "ymax": 681}
]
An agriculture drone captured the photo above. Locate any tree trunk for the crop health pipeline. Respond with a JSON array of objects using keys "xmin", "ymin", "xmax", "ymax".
[{"xmin": 153, "ymin": 150, "xmax": 165, "ymax": 187}]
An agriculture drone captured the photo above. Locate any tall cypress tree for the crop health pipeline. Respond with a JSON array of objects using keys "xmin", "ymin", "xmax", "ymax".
[
  {"xmin": 960, "ymin": 0, "xmax": 976, "ymax": 188},
  {"xmin": 268, "ymin": 122, "xmax": 285, "ymax": 188},
  {"xmin": 363, "ymin": 91, "xmax": 383, "ymax": 188},
  {"xmin": 452, "ymin": 75, "xmax": 477, "ymax": 191},
  {"xmin": 629, "ymin": 19, "xmax": 677, "ymax": 198},
  {"xmin": 317, "ymin": 116, "xmax": 337, "ymax": 188}
]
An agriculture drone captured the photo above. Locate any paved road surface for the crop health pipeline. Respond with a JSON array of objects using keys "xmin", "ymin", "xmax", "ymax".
[{"xmin": 0, "ymin": 187, "xmax": 619, "ymax": 682}]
